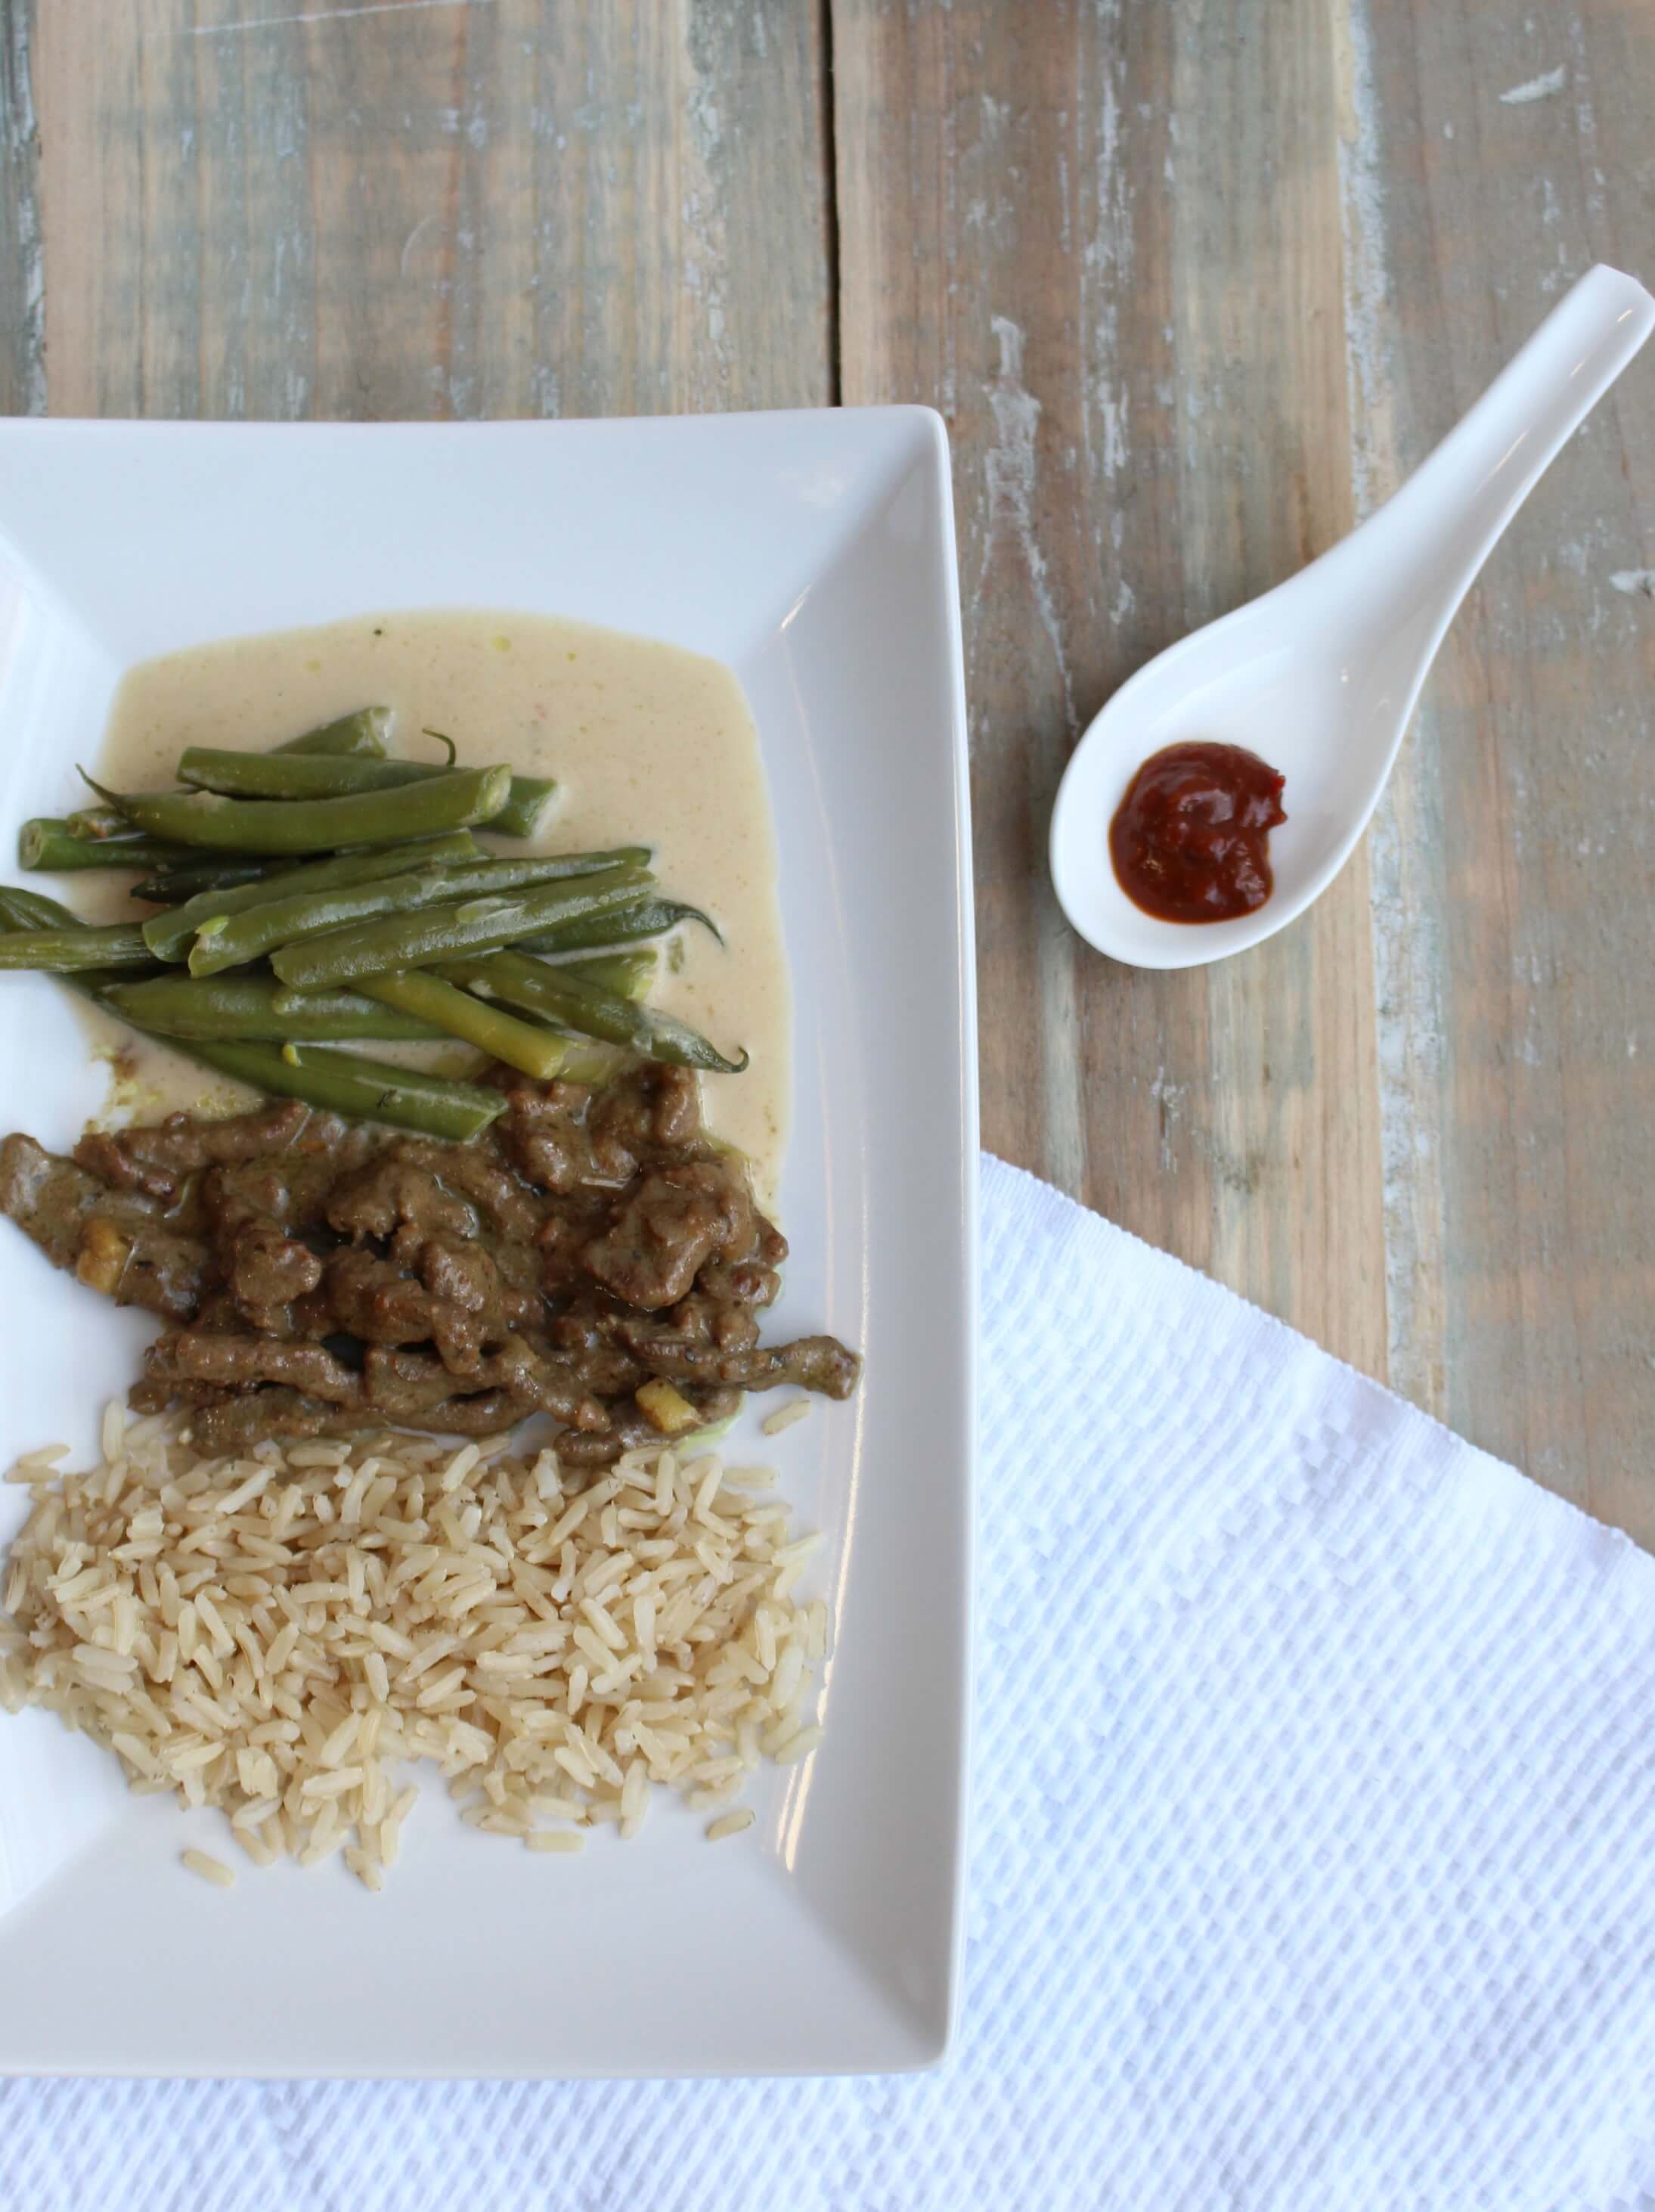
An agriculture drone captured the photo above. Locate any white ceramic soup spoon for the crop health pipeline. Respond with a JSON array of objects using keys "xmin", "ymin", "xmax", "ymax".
[{"xmin": 1049, "ymin": 263, "xmax": 1655, "ymax": 969}]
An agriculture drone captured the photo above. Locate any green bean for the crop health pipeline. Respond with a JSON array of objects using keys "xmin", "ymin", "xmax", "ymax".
[
  {"xmin": 0, "ymin": 924, "xmax": 157, "ymax": 971},
  {"xmin": 0, "ymin": 890, "xmax": 497, "ymax": 1136},
  {"xmin": 64, "ymin": 805, "xmax": 141, "ymax": 842},
  {"xmin": 515, "ymin": 898, "xmax": 721, "ymax": 957},
  {"xmin": 476, "ymin": 777, "xmax": 556, "ymax": 839},
  {"xmin": 270, "ymin": 867, "xmax": 649, "ymax": 991},
  {"xmin": 557, "ymin": 949, "xmax": 657, "ymax": 1000},
  {"xmin": 0, "ymin": 886, "xmax": 82, "ymax": 934},
  {"xmin": 178, "ymin": 746, "xmax": 557, "ymax": 834},
  {"xmin": 130, "ymin": 858, "xmax": 288, "ymax": 902},
  {"xmin": 104, "ymin": 975, "xmax": 451, "ymax": 1044},
  {"xmin": 436, "ymin": 848, "xmax": 649, "ymax": 896},
  {"xmin": 171, "ymin": 1041, "xmax": 507, "ymax": 1140},
  {"xmin": 18, "ymin": 821, "xmax": 203, "ymax": 873},
  {"xmin": 392, "ymin": 723, "xmax": 559, "ymax": 828},
  {"xmin": 0, "ymin": 891, "xmax": 166, "ymax": 987},
  {"xmin": 188, "ymin": 867, "xmax": 451, "ymax": 976},
  {"xmin": 268, "ymin": 963, "xmax": 649, "ymax": 1025},
  {"xmin": 180, "ymin": 750, "xmax": 447, "ymax": 799},
  {"xmin": 83, "ymin": 762, "xmax": 512, "ymax": 853},
  {"xmin": 356, "ymin": 971, "xmax": 568, "ymax": 1079},
  {"xmin": 184, "ymin": 849, "xmax": 648, "ymax": 976},
  {"xmin": 435, "ymin": 949, "xmax": 746, "ymax": 1072},
  {"xmin": 141, "ymin": 831, "xmax": 484, "ymax": 960},
  {"xmin": 414, "ymin": 735, "xmax": 556, "ymax": 835},
  {"xmin": 0, "ymin": 892, "xmax": 135, "ymax": 1005},
  {"xmin": 273, "ymin": 706, "xmax": 391, "ymax": 757}
]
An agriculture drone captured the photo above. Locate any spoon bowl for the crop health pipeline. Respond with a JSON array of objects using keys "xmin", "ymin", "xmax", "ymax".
[{"xmin": 1051, "ymin": 265, "xmax": 1655, "ymax": 970}]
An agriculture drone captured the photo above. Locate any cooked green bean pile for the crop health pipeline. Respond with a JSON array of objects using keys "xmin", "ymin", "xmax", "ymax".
[{"xmin": 6, "ymin": 707, "xmax": 745, "ymax": 1137}]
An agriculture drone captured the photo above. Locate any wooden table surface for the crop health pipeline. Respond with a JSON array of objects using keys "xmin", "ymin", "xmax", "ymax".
[{"xmin": 2, "ymin": 1, "xmax": 1651, "ymax": 1531}]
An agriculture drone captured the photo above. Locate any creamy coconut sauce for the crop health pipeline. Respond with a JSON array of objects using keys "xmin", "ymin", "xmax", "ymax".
[{"xmin": 82, "ymin": 610, "xmax": 791, "ymax": 1210}]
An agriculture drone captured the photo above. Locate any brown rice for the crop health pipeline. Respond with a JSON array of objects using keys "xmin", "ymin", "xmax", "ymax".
[
  {"xmin": 0, "ymin": 1409, "xmax": 825, "ymax": 1887},
  {"xmin": 761, "ymin": 1399, "xmax": 812, "ymax": 1437},
  {"xmin": 181, "ymin": 1847, "xmax": 235, "ymax": 1889}
]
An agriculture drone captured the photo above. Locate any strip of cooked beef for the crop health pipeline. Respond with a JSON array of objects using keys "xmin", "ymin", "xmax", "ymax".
[
  {"xmin": 553, "ymin": 1386, "xmax": 743, "ymax": 1469},
  {"xmin": 0, "ymin": 1132, "xmax": 212, "ymax": 1321},
  {"xmin": 329, "ymin": 1134, "xmax": 544, "ymax": 1246},
  {"xmin": 323, "ymin": 1246, "xmax": 448, "ymax": 1349},
  {"xmin": 535, "ymin": 1190, "xmax": 619, "ymax": 1295},
  {"xmin": 416, "ymin": 1231, "xmax": 540, "ymax": 1336},
  {"xmin": 181, "ymin": 1387, "xmax": 364, "ymax": 1453},
  {"xmin": 494, "ymin": 1064, "xmax": 700, "ymax": 1193},
  {"xmin": 184, "ymin": 1380, "xmax": 740, "ymax": 1457},
  {"xmin": 324, "ymin": 1140, "xmax": 545, "ymax": 1319},
  {"xmin": 180, "ymin": 1336, "xmax": 674, "ymax": 1456},
  {"xmin": 322, "ymin": 1239, "xmax": 536, "ymax": 1375},
  {"xmin": 494, "ymin": 1078, "xmax": 606, "ymax": 1195},
  {"xmin": 580, "ymin": 1159, "xmax": 758, "ymax": 1309},
  {"xmin": 617, "ymin": 1289, "xmax": 764, "ymax": 1357},
  {"xmin": 226, "ymin": 1221, "xmax": 325, "ymax": 1332},
  {"xmin": 208, "ymin": 1142, "xmax": 373, "ymax": 1245},
  {"xmin": 139, "ymin": 1330, "xmax": 364, "ymax": 1404},
  {"xmin": 0, "ymin": 1062, "xmax": 862, "ymax": 1465},
  {"xmin": 544, "ymin": 1295, "xmax": 651, "ymax": 1397},
  {"xmin": 696, "ymin": 1251, "xmax": 784, "ymax": 1308},
  {"xmin": 325, "ymin": 1150, "xmax": 479, "ymax": 1243},
  {"xmin": 362, "ymin": 1339, "xmax": 607, "ymax": 1427},
  {"xmin": 73, "ymin": 1098, "xmax": 318, "ymax": 1203},
  {"xmin": 615, "ymin": 1331, "xmax": 862, "ymax": 1398}
]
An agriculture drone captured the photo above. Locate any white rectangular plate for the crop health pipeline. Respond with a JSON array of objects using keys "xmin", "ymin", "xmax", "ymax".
[{"xmin": 0, "ymin": 410, "xmax": 977, "ymax": 2077}]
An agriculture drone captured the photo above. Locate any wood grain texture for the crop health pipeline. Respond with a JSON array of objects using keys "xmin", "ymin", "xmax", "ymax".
[
  {"xmin": 833, "ymin": 0, "xmax": 1387, "ymax": 1377},
  {"xmin": 0, "ymin": 0, "xmax": 41, "ymax": 416},
  {"xmin": 33, "ymin": 0, "xmax": 832, "ymax": 420},
  {"xmin": 1340, "ymin": 0, "xmax": 1655, "ymax": 1532}
]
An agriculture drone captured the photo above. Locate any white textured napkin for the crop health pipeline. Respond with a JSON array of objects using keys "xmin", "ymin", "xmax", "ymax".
[{"xmin": 8, "ymin": 1153, "xmax": 1655, "ymax": 2210}]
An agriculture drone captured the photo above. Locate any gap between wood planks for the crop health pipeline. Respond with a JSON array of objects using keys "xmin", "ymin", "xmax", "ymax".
[{"xmin": 818, "ymin": 0, "xmax": 842, "ymax": 407}]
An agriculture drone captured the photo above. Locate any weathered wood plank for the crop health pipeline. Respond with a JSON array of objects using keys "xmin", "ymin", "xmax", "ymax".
[
  {"xmin": 1343, "ymin": 0, "xmax": 1655, "ymax": 1537},
  {"xmin": 0, "ymin": 0, "xmax": 43, "ymax": 417},
  {"xmin": 834, "ymin": 0, "xmax": 1387, "ymax": 1377},
  {"xmin": 34, "ymin": 0, "xmax": 832, "ymax": 421}
]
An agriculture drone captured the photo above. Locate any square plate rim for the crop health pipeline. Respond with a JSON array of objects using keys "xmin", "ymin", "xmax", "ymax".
[{"xmin": 0, "ymin": 402, "xmax": 978, "ymax": 2079}]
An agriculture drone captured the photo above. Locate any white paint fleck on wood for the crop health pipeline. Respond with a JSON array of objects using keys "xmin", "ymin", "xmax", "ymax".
[
  {"xmin": 187, "ymin": 0, "xmax": 494, "ymax": 36},
  {"xmin": 1498, "ymin": 64, "xmax": 1567, "ymax": 104},
  {"xmin": 682, "ymin": 24, "xmax": 736, "ymax": 407},
  {"xmin": 976, "ymin": 312, "xmax": 1086, "ymax": 1196},
  {"xmin": 1336, "ymin": 0, "xmax": 1447, "ymax": 1412},
  {"xmin": 978, "ymin": 314, "xmax": 1075, "ymax": 737},
  {"xmin": 1082, "ymin": 2, "xmax": 1133, "ymax": 497},
  {"xmin": 1608, "ymin": 568, "xmax": 1655, "ymax": 597},
  {"xmin": 1562, "ymin": 10, "xmax": 1605, "ymax": 222},
  {"xmin": 1333, "ymin": 0, "xmax": 1392, "ymax": 518}
]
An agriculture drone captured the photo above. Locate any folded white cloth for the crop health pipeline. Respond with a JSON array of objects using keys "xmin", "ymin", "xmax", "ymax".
[{"xmin": 8, "ymin": 1154, "xmax": 1655, "ymax": 2210}]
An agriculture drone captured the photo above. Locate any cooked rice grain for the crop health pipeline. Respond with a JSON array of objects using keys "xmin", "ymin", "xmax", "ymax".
[
  {"xmin": 181, "ymin": 1848, "xmax": 235, "ymax": 1890},
  {"xmin": 1, "ymin": 1408, "xmax": 826, "ymax": 1888},
  {"xmin": 761, "ymin": 1400, "xmax": 811, "ymax": 1436},
  {"xmin": 705, "ymin": 1808, "xmax": 756, "ymax": 1842}
]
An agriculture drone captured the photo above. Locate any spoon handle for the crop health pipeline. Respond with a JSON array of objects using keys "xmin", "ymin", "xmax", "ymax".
[{"xmin": 1336, "ymin": 263, "xmax": 1653, "ymax": 639}]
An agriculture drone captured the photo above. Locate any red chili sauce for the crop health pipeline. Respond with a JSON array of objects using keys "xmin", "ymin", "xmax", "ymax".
[{"xmin": 1108, "ymin": 742, "xmax": 1288, "ymax": 924}]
